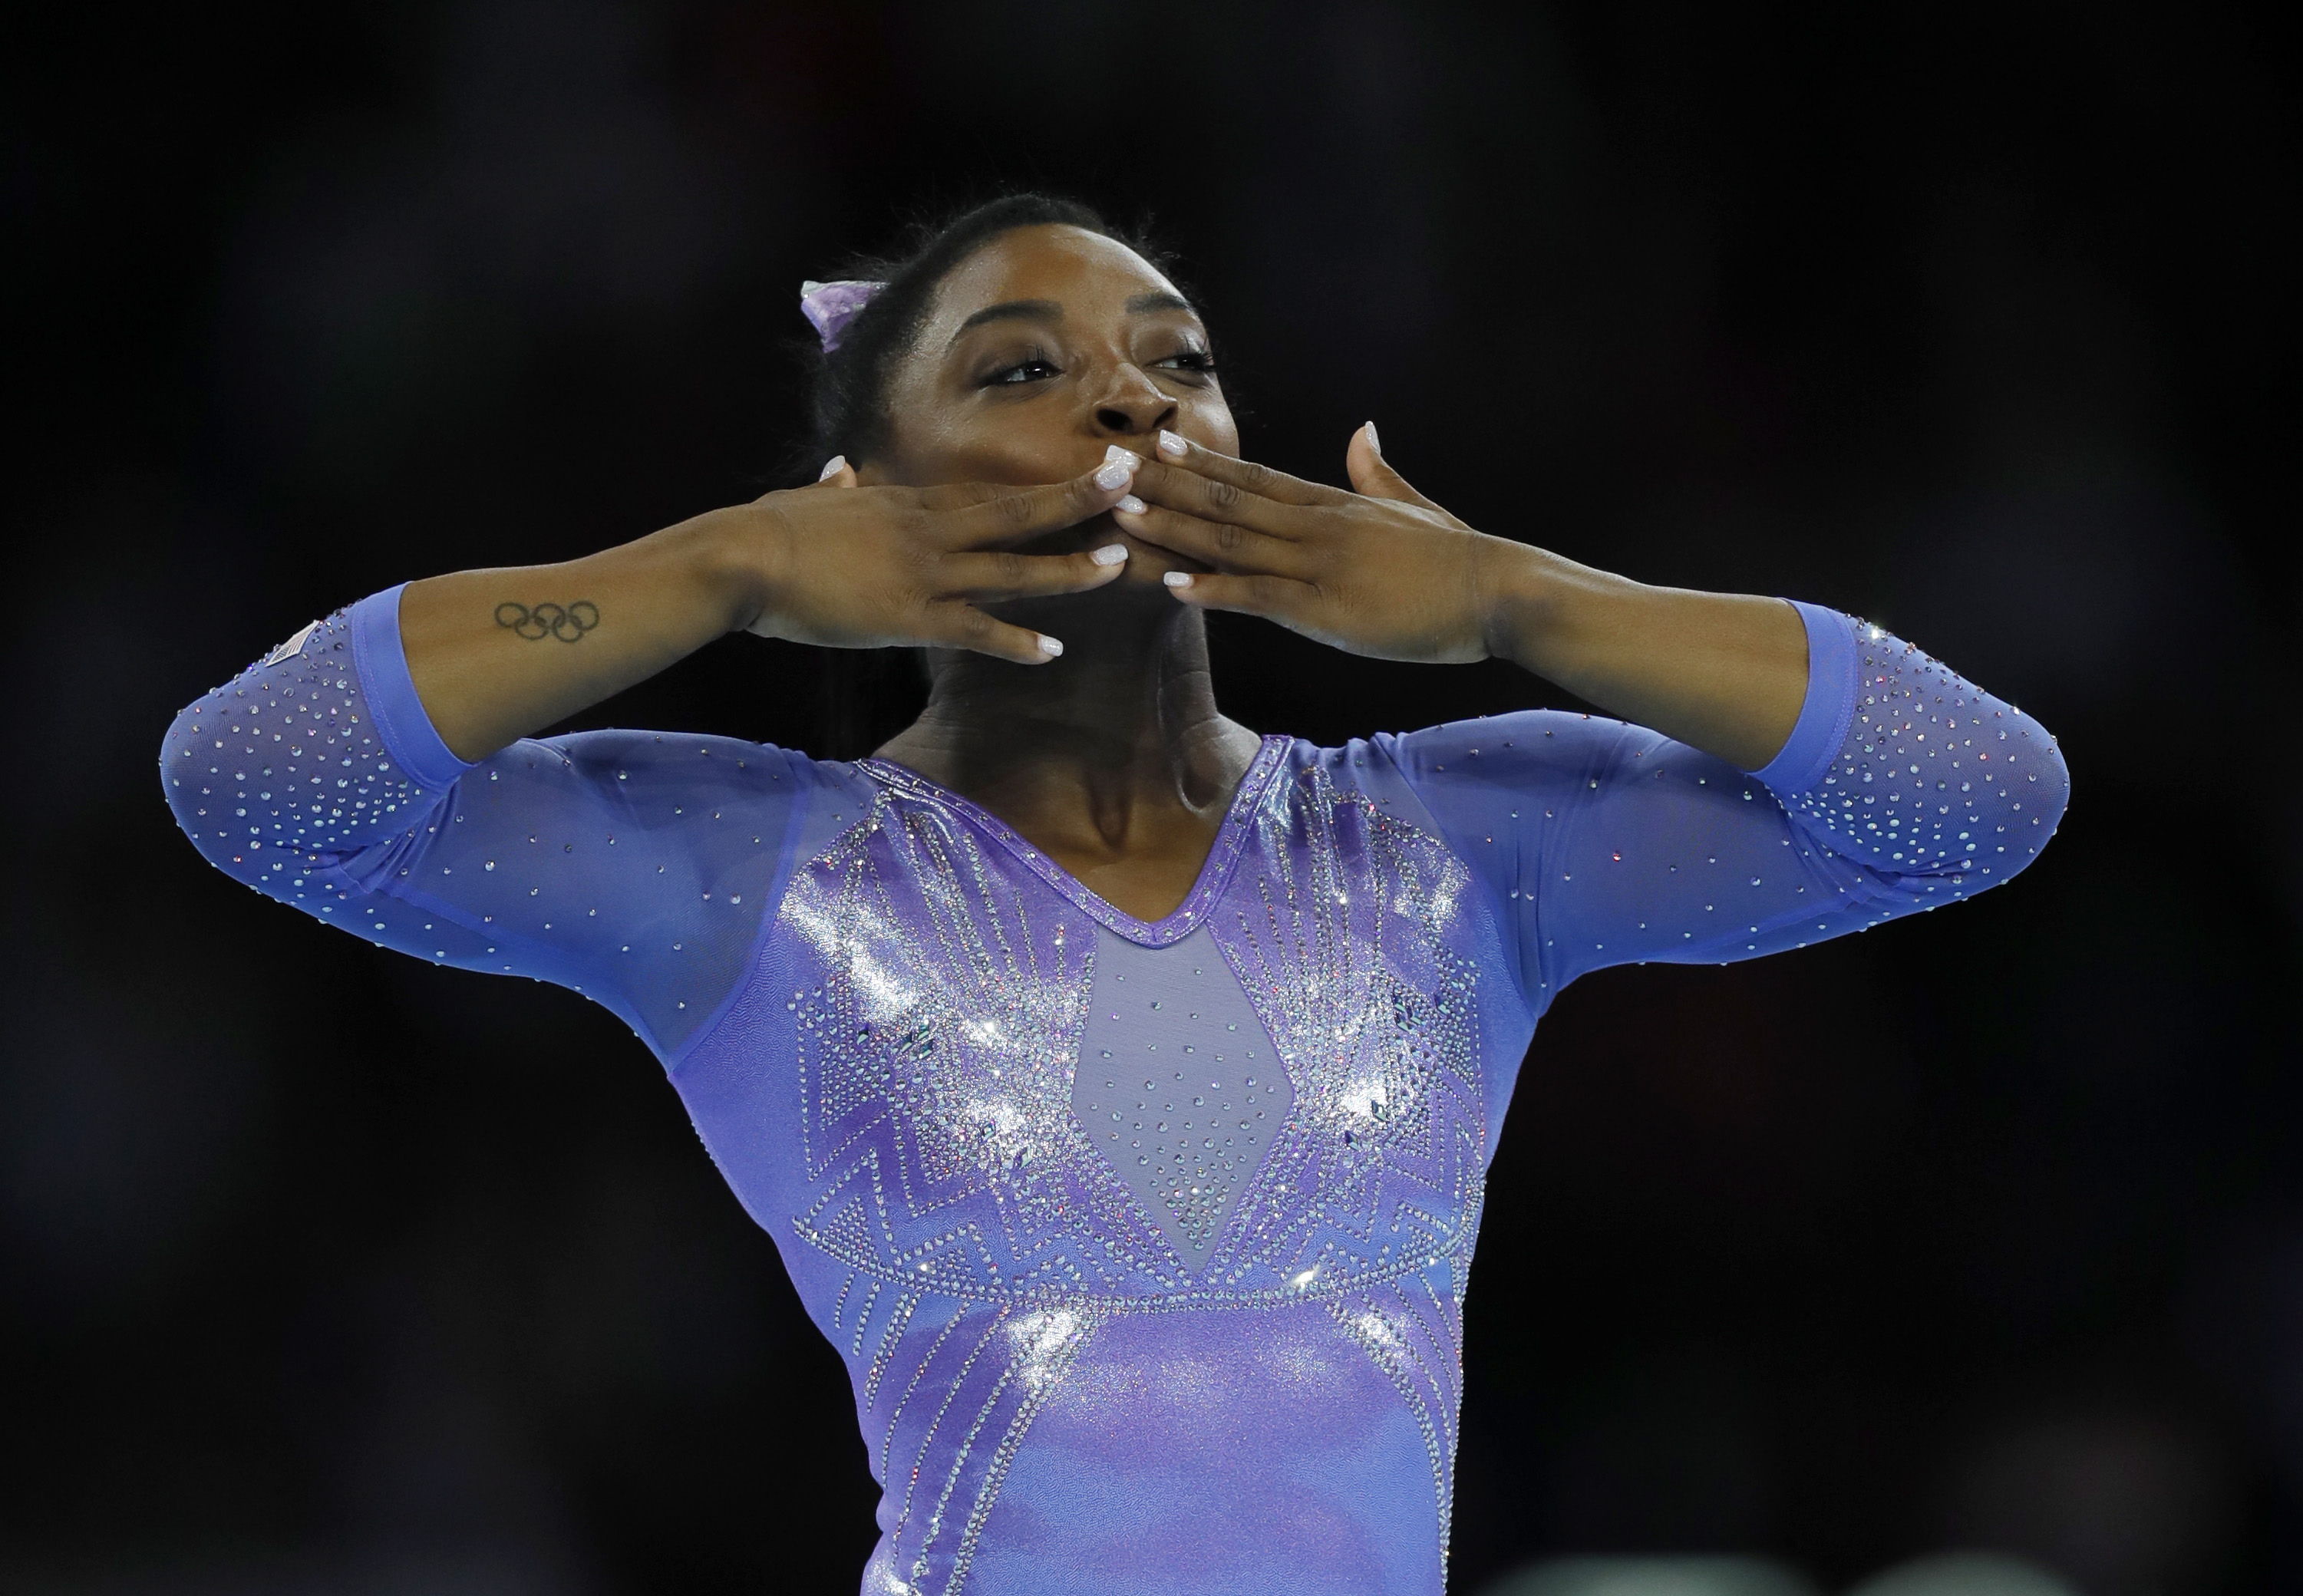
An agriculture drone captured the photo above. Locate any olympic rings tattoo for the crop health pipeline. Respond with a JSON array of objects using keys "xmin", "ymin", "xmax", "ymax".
[{"xmin": 493, "ymin": 600, "xmax": 599, "ymax": 643}]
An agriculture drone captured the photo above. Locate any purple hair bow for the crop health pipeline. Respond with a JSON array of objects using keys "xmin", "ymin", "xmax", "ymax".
[{"xmin": 800, "ymin": 279, "xmax": 886, "ymax": 352}]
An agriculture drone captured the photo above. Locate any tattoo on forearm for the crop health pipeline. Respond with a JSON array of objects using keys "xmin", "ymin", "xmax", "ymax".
[{"xmin": 494, "ymin": 601, "xmax": 599, "ymax": 642}]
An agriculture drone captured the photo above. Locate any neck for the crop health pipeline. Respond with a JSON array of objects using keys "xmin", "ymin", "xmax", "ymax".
[{"xmin": 873, "ymin": 602, "xmax": 1261, "ymax": 848}]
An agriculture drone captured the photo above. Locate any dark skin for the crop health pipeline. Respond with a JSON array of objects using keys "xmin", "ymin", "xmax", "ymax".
[
  {"xmin": 854, "ymin": 227, "xmax": 1260, "ymax": 920},
  {"xmin": 401, "ymin": 223, "xmax": 1805, "ymax": 921}
]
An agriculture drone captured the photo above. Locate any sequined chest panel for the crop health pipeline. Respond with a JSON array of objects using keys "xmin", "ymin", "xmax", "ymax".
[{"xmin": 777, "ymin": 744, "xmax": 1494, "ymax": 1311}]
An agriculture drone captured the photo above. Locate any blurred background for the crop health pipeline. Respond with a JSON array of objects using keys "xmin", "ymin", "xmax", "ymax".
[{"xmin": 5, "ymin": 1, "xmax": 2296, "ymax": 1591}]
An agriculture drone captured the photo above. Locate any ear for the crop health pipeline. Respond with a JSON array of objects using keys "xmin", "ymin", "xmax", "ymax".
[{"xmin": 1345, "ymin": 422, "xmax": 1440, "ymax": 509}]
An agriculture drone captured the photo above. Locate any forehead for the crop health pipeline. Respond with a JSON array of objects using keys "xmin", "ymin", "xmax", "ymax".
[{"xmin": 922, "ymin": 225, "xmax": 1182, "ymax": 337}]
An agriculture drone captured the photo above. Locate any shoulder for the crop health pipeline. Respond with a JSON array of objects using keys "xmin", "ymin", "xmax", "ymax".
[
  {"xmin": 1275, "ymin": 713, "xmax": 1632, "ymax": 845},
  {"xmin": 1300, "ymin": 710, "xmax": 1651, "ymax": 792},
  {"xmin": 480, "ymin": 730, "xmax": 880, "ymax": 812},
  {"xmin": 537, "ymin": 728, "xmax": 811, "ymax": 782}
]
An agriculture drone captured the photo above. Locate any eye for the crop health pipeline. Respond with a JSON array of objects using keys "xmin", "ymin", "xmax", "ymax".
[
  {"xmin": 1153, "ymin": 347, "xmax": 1218, "ymax": 377},
  {"xmin": 983, "ymin": 350, "xmax": 1062, "ymax": 387}
]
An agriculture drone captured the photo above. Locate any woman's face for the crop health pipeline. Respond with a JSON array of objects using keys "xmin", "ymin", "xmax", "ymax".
[{"xmin": 863, "ymin": 224, "xmax": 1239, "ymax": 575}]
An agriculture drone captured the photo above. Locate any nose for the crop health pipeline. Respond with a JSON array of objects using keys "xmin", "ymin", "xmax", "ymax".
[{"xmin": 1089, "ymin": 364, "xmax": 1179, "ymax": 438}]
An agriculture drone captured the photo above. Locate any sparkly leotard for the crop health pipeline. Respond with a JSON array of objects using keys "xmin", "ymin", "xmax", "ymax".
[{"xmin": 163, "ymin": 588, "xmax": 2067, "ymax": 1595}]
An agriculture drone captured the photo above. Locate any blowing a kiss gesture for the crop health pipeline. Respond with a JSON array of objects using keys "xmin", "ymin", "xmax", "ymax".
[
  {"xmin": 1115, "ymin": 424, "xmax": 1497, "ymax": 664},
  {"xmin": 1114, "ymin": 424, "xmax": 1810, "ymax": 773}
]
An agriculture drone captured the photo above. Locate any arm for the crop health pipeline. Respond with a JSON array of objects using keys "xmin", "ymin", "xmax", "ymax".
[
  {"xmin": 1378, "ymin": 605, "xmax": 2066, "ymax": 1006},
  {"xmin": 1114, "ymin": 427, "xmax": 2068, "ymax": 1004},
  {"xmin": 406, "ymin": 460, "xmax": 1143, "ymax": 762},
  {"xmin": 161, "ymin": 463, "xmax": 1144, "ymax": 1050},
  {"xmin": 160, "ymin": 594, "xmax": 816, "ymax": 1054},
  {"xmin": 1118, "ymin": 424, "xmax": 1810, "ymax": 774},
  {"xmin": 1475, "ymin": 551, "xmax": 1805, "ymax": 774}
]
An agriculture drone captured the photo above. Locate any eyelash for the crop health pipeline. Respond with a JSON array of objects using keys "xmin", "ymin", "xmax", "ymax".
[
  {"xmin": 986, "ymin": 348, "xmax": 1061, "ymax": 386},
  {"xmin": 980, "ymin": 345, "xmax": 1218, "ymax": 387}
]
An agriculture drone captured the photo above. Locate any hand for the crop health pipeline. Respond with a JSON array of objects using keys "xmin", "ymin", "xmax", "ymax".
[
  {"xmin": 731, "ymin": 456, "xmax": 1138, "ymax": 664},
  {"xmin": 1112, "ymin": 425, "xmax": 1524, "ymax": 664}
]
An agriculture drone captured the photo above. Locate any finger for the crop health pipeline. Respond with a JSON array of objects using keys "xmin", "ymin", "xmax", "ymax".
[
  {"xmin": 751, "ymin": 456, "xmax": 854, "ymax": 506},
  {"xmin": 1150, "ymin": 430, "xmax": 1354, "ymax": 509},
  {"xmin": 918, "ymin": 455, "xmax": 1129, "ymax": 514},
  {"xmin": 938, "ymin": 543, "xmax": 1130, "ymax": 600},
  {"xmin": 917, "ymin": 480, "xmax": 1017, "ymax": 511},
  {"xmin": 1344, "ymin": 421, "xmax": 1440, "ymax": 510},
  {"xmin": 1110, "ymin": 499, "xmax": 1317, "ymax": 578},
  {"xmin": 1127, "ymin": 455, "xmax": 1326, "ymax": 540},
  {"xmin": 939, "ymin": 462, "xmax": 1135, "ymax": 547},
  {"xmin": 1159, "ymin": 569, "xmax": 1320, "ymax": 625},
  {"xmin": 920, "ymin": 600, "xmax": 1068, "ymax": 664}
]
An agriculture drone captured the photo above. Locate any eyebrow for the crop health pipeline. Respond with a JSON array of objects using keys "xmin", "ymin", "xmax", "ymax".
[
  {"xmin": 949, "ymin": 299, "xmax": 1062, "ymax": 343},
  {"xmin": 946, "ymin": 291, "xmax": 1202, "ymax": 347}
]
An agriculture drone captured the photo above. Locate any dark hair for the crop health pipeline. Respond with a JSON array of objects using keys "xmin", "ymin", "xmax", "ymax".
[
  {"xmin": 803, "ymin": 193, "xmax": 1172, "ymax": 469},
  {"xmin": 797, "ymin": 193, "xmax": 1176, "ymax": 759}
]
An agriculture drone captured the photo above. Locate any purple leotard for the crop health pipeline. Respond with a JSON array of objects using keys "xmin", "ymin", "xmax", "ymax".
[{"xmin": 163, "ymin": 588, "xmax": 2067, "ymax": 1595}]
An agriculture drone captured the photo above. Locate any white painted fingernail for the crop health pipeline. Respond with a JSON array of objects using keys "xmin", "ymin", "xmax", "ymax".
[
  {"xmin": 1362, "ymin": 420, "xmax": 1380, "ymax": 453},
  {"xmin": 1115, "ymin": 494, "xmax": 1147, "ymax": 515},
  {"xmin": 1094, "ymin": 457, "xmax": 1136, "ymax": 490},
  {"xmin": 1157, "ymin": 430, "xmax": 1187, "ymax": 457},
  {"xmin": 818, "ymin": 454, "xmax": 847, "ymax": 481},
  {"xmin": 1163, "ymin": 571, "xmax": 1193, "ymax": 589},
  {"xmin": 1104, "ymin": 443, "xmax": 1136, "ymax": 465},
  {"xmin": 1038, "ymin": 634, "xmax": 1064, "ymax": 657},
  {"xmin": 1090, "ymin": 543, "xmax": 1128, "ymax": 566}
]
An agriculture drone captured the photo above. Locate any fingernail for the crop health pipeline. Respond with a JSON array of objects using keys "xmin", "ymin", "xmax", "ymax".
[
  {"xmin": 1362, "ymin": 420, "xmax": 1380, "ymax": 453},
  {"xmin": 818, "ymin": 454, "xmax": 847, "ymax": 481},
  {"xmin": 1115, "ymin": 494, "xmax": 1147, "ymax": 515},
  {"xmin": 1094, "ymin": 457, "xmax": 1136, "ymax": 490},
  {"xmin": 1162, "ymin": 571, "xmax": 1193, "ymax": 589},
  {"xmin": 1157, "ymin": 430, "xmax": 1187, "ymax": 457},
  {"xmin": 1104, "ymin": 443, "xmax": 1137, "ymax": 465},
  {"xmin": 1038, "ymin": 634, "xmax": 1064, "ymax": 658},
  {"xmin": 1090, "ymin": 543, "xmax": 1128, "ymax": 566}
]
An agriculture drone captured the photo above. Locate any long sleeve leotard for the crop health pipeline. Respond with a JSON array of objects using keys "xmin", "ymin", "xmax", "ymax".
[{"xmin": 163, "ymin": 589, "xmax": 2067, "ymax": 1596}]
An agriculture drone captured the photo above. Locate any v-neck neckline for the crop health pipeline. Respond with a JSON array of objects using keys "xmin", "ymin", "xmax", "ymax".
[{"xmin": 856, "ymin": 734, "xmax": 1292, "ymax": 947}]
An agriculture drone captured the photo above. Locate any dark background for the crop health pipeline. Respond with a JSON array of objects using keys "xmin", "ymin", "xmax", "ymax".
[{"xmin": 5, "ymin": 2, "xmax": 2296, "ymax": 1592}]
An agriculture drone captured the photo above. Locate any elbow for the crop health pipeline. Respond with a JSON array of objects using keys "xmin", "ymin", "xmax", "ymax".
[
  {"xmin": 1967, "ymin": 721, "xmax": 2070, "ymax": 892},
  {"xmin": 160, "ymin": 688, "xmax": 448, "ymax": 895},
  {"xmin": 2009, "ymin": 726, "xmax": 2071, "ymax": 875},
  {"xmin": 1846, "ymin": 721, "xmax": 2069, "ymax": 903},
  {"xmin": 160, "ymin": 694, "xmax": 307, "ymax": 888},
  {"xmin": 160, "ymin": 699, "xmax": 211, "ymax": 837},
  {"xmin": 160, "ymin": 697, "xmax": 256, "ymax": 880}
]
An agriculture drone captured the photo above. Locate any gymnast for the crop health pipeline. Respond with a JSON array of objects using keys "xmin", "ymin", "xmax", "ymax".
[{"xmin": 163, "ymin": 193, "xmax": 2068, "ymax": 1595}]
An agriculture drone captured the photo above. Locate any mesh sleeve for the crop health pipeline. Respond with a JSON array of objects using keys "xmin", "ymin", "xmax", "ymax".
[
  {"xmin": 1377, "ymin": 602, "xmax": 2070, "ymax": 1011},
  {"xmin": 160, "ymin": 585, "xmax": 816, "ymax": 1057}
]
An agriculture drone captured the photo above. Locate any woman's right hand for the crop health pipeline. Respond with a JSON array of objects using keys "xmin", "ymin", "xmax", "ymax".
[{"xmin": 729, "ymin": 455, "xmax": 1140, "ymax": 664}]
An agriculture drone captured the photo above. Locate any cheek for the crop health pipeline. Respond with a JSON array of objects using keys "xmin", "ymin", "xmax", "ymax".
[
  {"xmin": 885, "ymin": 399, "xmax": 1085, "ymax": 487},
  {"xmin": 1193, "ymin": 392, "xmax": 1242, "ymax": 456}
]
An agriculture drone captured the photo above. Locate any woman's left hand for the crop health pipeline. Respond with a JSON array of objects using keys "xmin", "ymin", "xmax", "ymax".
[{"xmin": 1114, "ymin": 425, "xmax": 1527, "ymax": 664}]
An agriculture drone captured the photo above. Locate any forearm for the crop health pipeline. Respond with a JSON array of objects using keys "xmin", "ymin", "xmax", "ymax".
[
  {"xmin": 1480, "ymin": 542, "xmax": 1808, "ymax": 772},
  {"xmin": 402, "ymin": 509, "xmax": 768, "ymax": 761}
]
